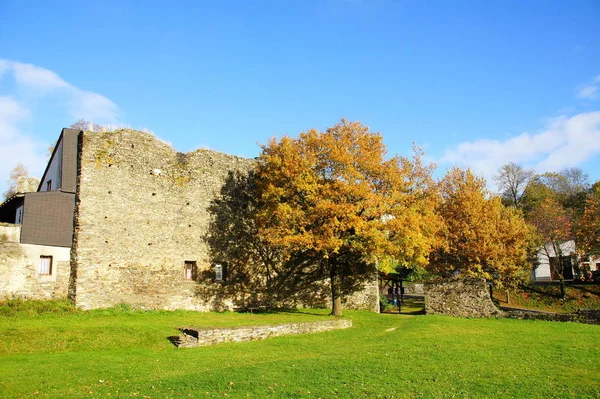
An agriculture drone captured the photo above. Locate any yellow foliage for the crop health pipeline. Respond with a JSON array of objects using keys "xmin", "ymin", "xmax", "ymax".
[
  {"xmin": 255, "ymin": 119, "xmax": 441, "ymax": 270},
  {"xmin": 431, "ymin": 167, "xmax": 533, "ymax": 288}
]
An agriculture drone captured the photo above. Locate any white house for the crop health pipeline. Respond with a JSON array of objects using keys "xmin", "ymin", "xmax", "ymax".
[{"xmin": 533, "ymin": 240, "xmax": 600, "ymax": 281}]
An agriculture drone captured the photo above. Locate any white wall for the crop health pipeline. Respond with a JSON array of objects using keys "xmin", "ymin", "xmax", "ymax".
[
  {"xmin": 40, "ymin": 138, "xmax": 63, "ymax": 192},
  {"xmin": 534, "ymin": 240, "xmax": 577, "ymax": 280}
]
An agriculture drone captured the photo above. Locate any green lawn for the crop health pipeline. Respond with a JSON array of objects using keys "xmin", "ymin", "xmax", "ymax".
[{"xmin": 0, "ymin": 304, "xmax": 599, "ymax": 398}]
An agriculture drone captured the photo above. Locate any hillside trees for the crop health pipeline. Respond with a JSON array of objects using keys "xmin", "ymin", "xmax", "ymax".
[
  {"xmin": 527, "ymin": 197, "xmax": 573, "ymax": 298},
  {"xmin": 493, "ymin": 162, "xmax": 534, "ymax": 209},
  {"xmin": 253, "ymin": 120, "xmax": 441, "ymax": 316},
  {"xmin": 576, "ymin": 186, "xmax": 600, "ymax": 255},
  {"xmin": 429, "ymin": 168, "xmax": 534, "ymax": 290}
]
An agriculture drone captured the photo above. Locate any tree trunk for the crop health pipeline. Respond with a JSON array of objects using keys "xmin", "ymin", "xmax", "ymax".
[
  {"xmin": 559, "ymin": 278, "xmax": 566, "ymax": 299},
  {"xmin": 329, "ymin": 260, "xmax": 343, "ymax": 317},
  {"xmin": 506, "ymin": 289, "xmax": 510, "ymax": 304}
]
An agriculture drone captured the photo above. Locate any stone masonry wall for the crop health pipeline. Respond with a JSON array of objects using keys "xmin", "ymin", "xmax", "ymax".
[
  {"xmin": 344, "ymin": 277, "xmax": 380, "ymax": 312},
  {"xmin": 171, "ymin": 319, "xmax": 352, "ymax": 348},
  {"xmin": 425, "ymin": 278, "xmax": 501, "ymax": 318},
  {"xmin": 71, "ymin": 130, "xmax": 379, "ymax": 312},
  {"xmin": 71, "ymin": 130, "xmax": 255, "ymax": 310}
]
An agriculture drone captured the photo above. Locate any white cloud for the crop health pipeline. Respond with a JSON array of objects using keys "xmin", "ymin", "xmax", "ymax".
[
  {"xmin": 577, "ymin": 74, "xmax": 600, "ymax": 100},
  {"xmin": 11, "ymin": 61, "xmax": 70, "ymax": 92},
  {"xmin": 578, "ymin": 85, "xmax": 598, "ymax": 99},
  {"xmin": 0, "ymin": 60, "xmax": 118, "ymax": 121},
  {"xmin": 439, "ymin": 111, "xmax": 600, "ymax": 188},
  {"xmin": 0, "ymin": 59, "xmax": 120, "ymax": 196},
  {"xmin": 71, "ymin": 89, "xmax": 118, "ymax": 122},
  {"xmin": 0, "ymin": 97, "xmax": 47, "ymax": 194}
]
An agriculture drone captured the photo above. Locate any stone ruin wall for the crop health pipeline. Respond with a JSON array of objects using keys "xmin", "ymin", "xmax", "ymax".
[
  {"xmin": 71, "ymin": 129, "xmax": 255, "ymax": 310},
  {"xmin": 424, "ymin": 278, "xmax": 501, "ymax": 318},
  {"xmin": 71, "ymin": 129, "xmax": 379, "ymax": 312}
]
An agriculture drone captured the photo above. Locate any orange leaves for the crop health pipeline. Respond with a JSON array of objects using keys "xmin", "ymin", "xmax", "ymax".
[
  {"xmin": 254, "ymin": 119, "xmax": 440, "ymax": 267},
  {"xmin": 527, "ymin": 197, "xmax": 572, "ymax": 244},
  {"xmin": 575, "ymin": 189, "xmax": 600, "ymax": 254},
  {"xmin": 431, "ymin": 167, "xmax": 532, "ymax": 288}
]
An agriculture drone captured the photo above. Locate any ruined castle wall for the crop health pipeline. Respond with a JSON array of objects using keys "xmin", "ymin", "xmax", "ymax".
[
  {"xmin": 71, "ymin": 130, "xmax": 256, "ymax": 310},
  {"xmin": 424, "ymin": 278, "xmax": 501, "ymax": 318}
]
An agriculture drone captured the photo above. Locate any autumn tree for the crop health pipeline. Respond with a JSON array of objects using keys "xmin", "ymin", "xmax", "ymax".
[
  {"xmin": 3, "ymin": 163, "xmax": 40, "ymax": 201},
  {"xmin": 254, "ymin": 119, "xmax": 440, "ymax": 316},
  {"xmin": 527, "ymin": 197, "xmax": 573, "ymax": 298},
  {"xmin": 430, "ymin": 168, "xmax": 533, "ymax": 290},
  {"xmin": 576, "ymin": 185, "xmax": 600, "ymax": 255},
  {"xmin": 493, "ymin": 162, "xmax": 534, "ymax": 209}
]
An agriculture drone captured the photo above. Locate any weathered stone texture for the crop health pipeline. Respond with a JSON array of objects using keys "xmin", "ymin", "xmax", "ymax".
[
  {"xmin": 344, "ymin": 278, "xmax": 380, "ymax": 312},
  {"xmin": 0, "ymin": 240, "xmax": 70, "ymax": 299},
  {"xmin": 71, "ymin": 130, "xmax": 255, "ymax": 310},
  {"xmin": 171, "ymin": 319, "xmax": 352, "ymax": 348},
  {"xmin": 425, "ymin": 278, "xmax": 501, "ymax": 318},
  {"xmin": 505, "ymin": 309, "xmax": 600, "ymax": 325}
]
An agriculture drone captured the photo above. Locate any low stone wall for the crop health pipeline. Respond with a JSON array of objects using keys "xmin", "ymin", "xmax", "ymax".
[
  {"xmin": 424, "ymin": 278, "xmax": 501, "ymax": 318},
  {"xmin": 505, "ymin": 309, "xmax": 600, "ymax": 325},
  {"xmin": 170, "ymin": 319, "xmax": 352, "ymax": 348}
]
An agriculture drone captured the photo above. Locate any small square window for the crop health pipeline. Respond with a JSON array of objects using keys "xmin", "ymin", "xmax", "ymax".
[
  {"xmin": 46, "ymin": 180, "xmax": 52, "ymax": 191},
  {"xmin": 39, "ymin": 256, "xmax": 52, "ymax": 275},
  {"xmin": 184, "ymin": 261, "xmax": 197, "ymax": 281}
]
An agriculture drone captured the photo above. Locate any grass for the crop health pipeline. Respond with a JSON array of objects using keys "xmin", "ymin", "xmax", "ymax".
[
  {"xmin": 493, "ymin": 283, "xmax": 600, "ymax": 313},
  {"xmin": 0, "ymin": 301, "xmax": 599, "ymax": 398}
]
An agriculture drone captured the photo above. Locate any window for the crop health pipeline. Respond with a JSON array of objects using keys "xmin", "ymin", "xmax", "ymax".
[
  {"xmin": 15, "ymin": 207, "xmax": 23, "ymax": 224},
  {"xmin": 39, "ymin": 256, "xmax": 53, "ymax": 275},
  {"xmin": 184, "ymin": 261, "xmax": 196, "ymax": 281},
  {"xmin": 215, "ymin": 264, "xmax": 223, "ymax": 281},
  {"xmin": 46, "ymin": 180, "xmax": 52, "ymax": 191}
]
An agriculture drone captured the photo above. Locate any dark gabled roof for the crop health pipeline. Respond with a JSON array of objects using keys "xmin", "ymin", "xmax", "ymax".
[{"xmin": 37, "ymin": 128, "xmax": 82, "ymax": 192}]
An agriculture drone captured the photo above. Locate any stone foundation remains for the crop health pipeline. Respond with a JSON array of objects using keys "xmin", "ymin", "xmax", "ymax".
[{"xmin": 170, "ymin": 318, "xmax": 352, "ymax": 348}]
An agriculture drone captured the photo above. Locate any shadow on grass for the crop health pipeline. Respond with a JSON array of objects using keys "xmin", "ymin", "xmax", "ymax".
[
  {"xmin": 522, "ymin": 285, "xmax": 563, "ymax": 299},
  {"xmin": 382, "ymin": 297, "xmax": 426, "ymax": 315},
  {"xmin": 569, "ymin": 284, "xmax": 600, "ymax": 297}
]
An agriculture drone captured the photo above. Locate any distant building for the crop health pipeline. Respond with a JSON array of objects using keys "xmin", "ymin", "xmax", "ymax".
[{"xmin": 532, "ymin": 240, "xmax": 600, "ymax": 281}]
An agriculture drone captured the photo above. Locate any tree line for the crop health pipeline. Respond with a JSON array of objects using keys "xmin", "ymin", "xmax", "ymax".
[{"xmin": 208, "ymin": 119, "xmax": 599, "ymax": 315}]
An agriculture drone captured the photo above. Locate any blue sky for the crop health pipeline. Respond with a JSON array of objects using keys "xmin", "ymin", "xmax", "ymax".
[{"xmin": 1, "ymin": 0, "xmax": 599, "ymax": 194}]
